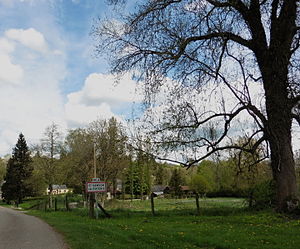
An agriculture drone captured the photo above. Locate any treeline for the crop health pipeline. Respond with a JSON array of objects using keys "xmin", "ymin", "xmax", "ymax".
[{"xmin": 1, "ymin": 117, "xmax": 300, "ymax": 208}]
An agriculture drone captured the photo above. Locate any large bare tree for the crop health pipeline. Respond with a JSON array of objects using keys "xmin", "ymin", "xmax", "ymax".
[{"xmin": 93, "ymin": 0, "xmax": 300, "ymax": 211}]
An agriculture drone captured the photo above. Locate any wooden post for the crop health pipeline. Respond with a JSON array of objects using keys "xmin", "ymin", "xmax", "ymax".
[
  {"xmin": 54, "ymin": 197, "xmax": 57, "ymax": 211},
  {"xmin": 89, "ymin": 193, "xmax": 95, "ymax": 218},
  {"xmin": 65, "ymin": 194, "xmax": 70, "ymax": 211},
  {"xmin": 195, "ymin": 193, "xmax": 200, "ymax": 216},
  {"xmin": 150, "ymin": 193, "xmax": 155, "ymax": 216},
  {"xmin": 97, "ymin": 202, "xmax": 111, "ymax": 218}
]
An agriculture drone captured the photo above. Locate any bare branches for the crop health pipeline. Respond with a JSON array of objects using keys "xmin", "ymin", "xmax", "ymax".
[{"xmin": 95, "ymin": 0, "xmax": 300, "ymax": 177}]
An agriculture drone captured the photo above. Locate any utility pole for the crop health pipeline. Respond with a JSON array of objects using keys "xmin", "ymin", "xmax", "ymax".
[{"xmin": 89, "ymin": 142, "xmax": 97, "ymax": 219}]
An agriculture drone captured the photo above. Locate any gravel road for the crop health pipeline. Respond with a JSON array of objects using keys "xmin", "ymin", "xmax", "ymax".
[{"xmin": 0, "ymin": 206, "xmax": 69, "ymax": 249}]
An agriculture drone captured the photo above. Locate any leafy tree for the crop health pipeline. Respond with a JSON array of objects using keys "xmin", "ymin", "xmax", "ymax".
[
  {"xmin": 169, "ymin": 168, "xmax": 186, "ymax": 197},
  {"xmin": 95, "ymin": 0, "xmax": 300, "ymax": 211},
  {"xmin": 189, "ymin": 174, "xmax": 212, "ymax": 196},
  {"xmin": 0, "ymin": 158, "xmax": 6, "ymax": 182},
  {"xmin": 1, "ymin": 133, "xmax": 33, "ymax": 204},
  {"xmin": 153, "ymin": 163, "xmax": 171, "ymax": 185},
  {"xmin": 88, "ymin": 117, "xmax": 129, "ymax": 195},
  {"xmin": 62, "ymin": 128, "xmax": 94, "ymax": 195},
  {"xmin": 125, "ymin": 161, "xmax": 150, "ymax": 198}
]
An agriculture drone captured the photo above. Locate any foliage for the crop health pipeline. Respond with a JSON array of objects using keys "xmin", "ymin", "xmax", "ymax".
[
  {"xmin": 169, "ymin": 168, "xmax": 186, "ymax": 197},
  {"xmin": 189, "ymin": 174, "xmax": 212, "ymax": 195},
  {"xmin": 62, "ymin": 128, "xmax": 94, "ymax": 195},
  {"xmin": 0, "ymin": 158, "xmax": 6, "ymax": 182},
  {"xmin": 152, "ymin": 163, "xmax": 171, "ymax": 185},
  {"xmin": 249, "ymin": 180, "xmax": 275, "ymax": 210},
  {"xmin": 125, "ymin": 160, "xmax": 151, "ymax": 198},
  {"xmin": 1, "ymin": 133, "xmax": 33, "ymax": 203},
  {"xmin": 88, "ymin": 117, "xmax": 129, "ymax": 193}
]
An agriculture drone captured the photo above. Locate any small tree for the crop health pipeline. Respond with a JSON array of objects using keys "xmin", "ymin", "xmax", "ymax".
[
  {"xmin": 189, "ymin": 174, "xmax": 212, "ymax": 197},
  {"xmin": 1, "ymin": 133, "xmax": 33, "ymax": 204},
  {"xmin": 169, "ymin": 168, "xmax": 185, "ymax": 198},
  {"xmin": 0, "ymin": 158, "xmax": 6, "ymax": 182}
]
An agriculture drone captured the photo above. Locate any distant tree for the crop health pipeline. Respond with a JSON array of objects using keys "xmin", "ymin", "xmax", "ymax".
[
  {"xmin": 0, "ymin": 158, "xmax": 6, "ymax": 182},
  {"xmin": 153, "ymin": 163, "xmax": 171, "ymax": 186},
  {"xmin": 89, "ymin": 117, "xmax": 129, "ymax": 195},
  {"xmin": 63, "ymin": 128, "xmax": 94, "ymax": 196},
  {"xmin": 40, "ymin": 123, "xmax": 63, "ymax": 196},
  {"xmin": 1, "ymin": 133, "xmax": 33, "ymax": 204},
  {"xmin": 169, "ymin": 168, "xmax": 185, "ymax": 197},
  {"xmin": 189, "ymin": 174, "xmax": 212, "ymax": 196}
]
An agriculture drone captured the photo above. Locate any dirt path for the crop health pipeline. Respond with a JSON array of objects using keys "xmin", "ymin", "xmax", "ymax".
[{"xmin": 0, "ymin": 206, "xmax": 69, "ymax": 249}]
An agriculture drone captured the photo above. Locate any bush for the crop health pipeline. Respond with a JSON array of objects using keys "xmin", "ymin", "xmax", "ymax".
[{"xmin": 248, "ymin": 180, "xmax": 275, "ymax": 209}]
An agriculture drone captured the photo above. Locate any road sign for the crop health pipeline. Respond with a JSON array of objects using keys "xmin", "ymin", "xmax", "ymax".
[
  {"xmin": 92, "ymin": 178, "xmax": 101, "ymax": 182},
  {"xmin": 86, "ymin": 182, "xmax": 107, "ymax": 193}
]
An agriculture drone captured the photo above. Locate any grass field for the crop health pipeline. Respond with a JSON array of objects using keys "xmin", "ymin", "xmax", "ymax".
[{"xmin": 19, "ymin": 197, "xmax": 300, "ymax": 249}]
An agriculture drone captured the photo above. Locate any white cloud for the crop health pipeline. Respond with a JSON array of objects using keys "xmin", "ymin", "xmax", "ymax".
[
  {"xmin": 0, "ymin": 53, "xmax": 24, "ymax": 85},
  {"xmin": 5, "ymin": 28, "xmax": 48, "ymax": 53},
  {"xmin": 0, "ymin": 26, "xmax": 67, "ymax": 155},
  {"xmin": 79, "ymin": 73, "xmax": 141, "ymax": 106},
  {"xmin": 65, "ymin": 73, "xmax": 141, "ymax": 127},
  {"xmin": 0, "ymin": 38, "xmax": 15, "ymax": 53}
]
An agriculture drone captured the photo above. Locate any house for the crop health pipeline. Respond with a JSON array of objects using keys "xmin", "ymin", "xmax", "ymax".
[
  {"xmin": 47, "ymin": 185, "xmax": 72, "ymax": 195},
  {"xmin": 180, "ymin": 186, "xmax": 193, "ymax": 196},
  {"xmin": 151, "ymin": 185, "xmax": 170, "ymax": 197}
]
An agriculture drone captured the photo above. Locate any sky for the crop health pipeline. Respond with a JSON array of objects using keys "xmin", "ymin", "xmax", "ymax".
[
  {"xmin": 0, "ymin": 0, "xmax": 299, "ymax": 157},
  {"xmin": 0, "ymin": 0, "xmax": 141, "ymax": 155}
]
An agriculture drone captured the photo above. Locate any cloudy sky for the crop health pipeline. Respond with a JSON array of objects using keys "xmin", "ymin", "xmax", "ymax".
[
  {"xmin": 0, "ymin": 0, "xmax": 299, "ymax": 157},
  {"xmin": 0, "ymin": 0, "xmax": 141, "ymax": 155}
]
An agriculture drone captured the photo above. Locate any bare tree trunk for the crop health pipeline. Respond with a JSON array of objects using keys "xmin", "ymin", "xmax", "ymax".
[
  {"xmin": 269, "ymin": 132, "xmax": 298, "ymax": 211},
  {"xmin": 264, "ymin": 75, "xmax": 298, "ymax": 211},
  {"xmin": 257, "ymin": 33, "xmax": 299, "ymax": 211}
]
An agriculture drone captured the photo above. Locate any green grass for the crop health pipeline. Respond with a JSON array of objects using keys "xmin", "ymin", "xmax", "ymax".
[{"xmin": 25, "ymin": 198, "xmax": 300, "ymax": 249}]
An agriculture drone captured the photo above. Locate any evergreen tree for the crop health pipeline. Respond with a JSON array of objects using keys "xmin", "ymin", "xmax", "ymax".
[
  {"xmin": 169, "ymin": 168, "xmax": 185, "ymax": 198},
  {"xmin": 1, "ymin": 133, "xmax": 33, "ymax": 204}
]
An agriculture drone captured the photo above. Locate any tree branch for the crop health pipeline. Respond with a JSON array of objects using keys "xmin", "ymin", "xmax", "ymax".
[{"xmin": 175, "ymin": 33, "xmax": 252, "ymax": 59}]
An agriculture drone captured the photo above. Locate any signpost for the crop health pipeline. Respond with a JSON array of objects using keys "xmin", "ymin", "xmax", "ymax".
[
  {"xmin": 86, "ymin": 181, "xmax": 107, "ymax": 193},
  {"xmin": 87, "ymin": 142, "xmax": 110, "ymax": 218}
]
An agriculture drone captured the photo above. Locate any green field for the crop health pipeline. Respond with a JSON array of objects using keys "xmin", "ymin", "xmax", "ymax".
[{"xmin": 18, "ymin": 197, "xmax": 300, "ymax": 249}]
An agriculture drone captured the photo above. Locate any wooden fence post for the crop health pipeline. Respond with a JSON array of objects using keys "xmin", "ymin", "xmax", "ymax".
[
  {"xmin": 89, "ymin": 193, "xmax": 95, "ymax": 218},
  {"xmin": 44, "ymin": 199, "xmax": 47, "ymax": 212},
  {"xmin": 65, "ymin": 194, "xmax": 70, "ymax": 211},
  {"xmin": 54, "ymin": 197, "xmax": 57, "ymax": 211},
  {"xmin": 151, "ymin": 193, "xmax": 155, "ymax": 216},
  {"xmin": 195, "ymin": 193, "xmax": 200, "ymax": 216}
]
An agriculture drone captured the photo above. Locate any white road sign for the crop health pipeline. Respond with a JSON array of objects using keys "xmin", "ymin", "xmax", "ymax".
[
  {"xmin": 86, "ymin": 182, "xmax": 107, "ymax": 193},
  {"xmin": 92, "ymin": 178, "xmax": 101, "ymax": 182}
]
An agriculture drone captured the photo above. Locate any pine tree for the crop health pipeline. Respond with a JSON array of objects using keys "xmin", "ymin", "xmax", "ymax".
[{"xmin": 1, "ymin": 133, "xmax": 33, "ymax": 204}]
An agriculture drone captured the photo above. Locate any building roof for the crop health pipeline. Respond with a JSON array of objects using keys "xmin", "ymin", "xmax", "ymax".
[
  {"xmin": 51, "ymin": 185, "xmax": 68, "ymax": 190},
  {"xmin": 151, "ymin": 185, "xmax": 167, "ymax": 192}
]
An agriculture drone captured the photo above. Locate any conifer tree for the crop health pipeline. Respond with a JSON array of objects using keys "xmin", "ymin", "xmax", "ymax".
[{"xmin": 1, "ymin": 133, "xmax": 33, "ymax": 204}]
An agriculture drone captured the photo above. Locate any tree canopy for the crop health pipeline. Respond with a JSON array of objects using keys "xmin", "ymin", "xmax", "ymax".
[{"xmin": 94, "ymin": 0, "xmax": 300, "ymax": 211}]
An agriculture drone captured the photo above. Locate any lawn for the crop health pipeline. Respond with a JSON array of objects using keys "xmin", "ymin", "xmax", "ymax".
[{"xmin": 23, "ymin": 197, "xmax": 300, "ymax": 249}]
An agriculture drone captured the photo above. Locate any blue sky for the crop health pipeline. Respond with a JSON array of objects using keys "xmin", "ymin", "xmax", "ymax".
[{"xmin": 0, "ymin": 0, "xmax": 140, "ymax": 155}]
